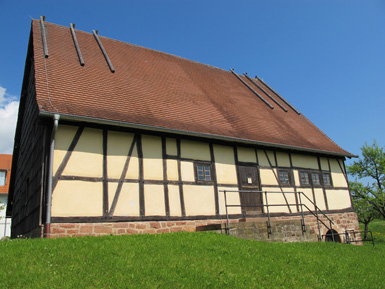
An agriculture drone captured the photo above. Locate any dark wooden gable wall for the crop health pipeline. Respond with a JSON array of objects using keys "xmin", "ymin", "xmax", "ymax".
[{"xmin": 9, "ymin": 41, "xmax": 50, "ymax": 238}]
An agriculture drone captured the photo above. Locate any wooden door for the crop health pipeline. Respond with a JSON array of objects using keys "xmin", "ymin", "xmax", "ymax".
[{"xmin": 238, "ymin": 166, "xmax": 262, "ymax": 213}]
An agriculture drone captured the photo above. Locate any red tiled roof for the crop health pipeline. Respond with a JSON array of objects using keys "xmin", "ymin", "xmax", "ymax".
[
  {"xmin": 0, "ymin": 154, "xmax": 12, "ymax": 194},
  {"xmin": 31, "ymin": 20, "xmax": 352, "ymax": 157}
]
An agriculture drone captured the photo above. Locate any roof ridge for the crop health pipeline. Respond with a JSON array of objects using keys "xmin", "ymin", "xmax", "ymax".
[{"xmin": 35, "ymin": 19, "xmax": 233, "ymax": 76}]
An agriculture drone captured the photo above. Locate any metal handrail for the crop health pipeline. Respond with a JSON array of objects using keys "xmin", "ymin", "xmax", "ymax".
[
  {"xmin": 300, "ymin": 192, "xmax": 334, "ymax": 225},
  {"xmin": 221, "ymin": 190, "xmax": 334, "ymax": 240},
  {"xmin": 322, "ymin": 230, "xmax": 374, "ymax": 246}
]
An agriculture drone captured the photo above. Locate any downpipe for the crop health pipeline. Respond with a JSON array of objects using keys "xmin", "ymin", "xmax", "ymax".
[{"xmin": 44, "ymin": 114, "xmax": 60, "ymax": 238}]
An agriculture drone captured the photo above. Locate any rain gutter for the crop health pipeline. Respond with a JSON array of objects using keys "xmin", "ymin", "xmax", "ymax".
[{"xmin": 44, "ymin": 114, "xmax": 60, "ymax": 238}]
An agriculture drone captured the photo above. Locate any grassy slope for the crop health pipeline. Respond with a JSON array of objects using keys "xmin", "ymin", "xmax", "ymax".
[{"xmin": 1, "ymin": 225, "xmax": 385, "ymax": 289}]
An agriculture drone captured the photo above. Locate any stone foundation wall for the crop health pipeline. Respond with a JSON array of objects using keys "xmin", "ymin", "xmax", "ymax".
[
  {"xmin": 47, "ymin": 219, "xmax": 234, "ymax": 239},
  {"xmin": 304, "ymin": 211, "xmax": 361, "ymax": 242},
  {"xmin": 44, "ymin": 211, "xmax": 360, "ymax": 243},
  {"xmin": 227, "ymin": 212, "xmax": 361, "ymax": 243},
  {"xmin": 226, "ymin": 219, "xmax": 319, "ymax": 243}
]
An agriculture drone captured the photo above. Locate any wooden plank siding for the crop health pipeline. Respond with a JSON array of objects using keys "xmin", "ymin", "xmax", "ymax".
[{"xmin": 10, "ymin": 57, "xmax": 49, "ymax": 238}]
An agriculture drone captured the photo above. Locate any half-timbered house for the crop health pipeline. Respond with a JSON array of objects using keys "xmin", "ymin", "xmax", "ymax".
[{"xmin": 7, "ymin": 18, "xmax": 360, "ymax": 241}]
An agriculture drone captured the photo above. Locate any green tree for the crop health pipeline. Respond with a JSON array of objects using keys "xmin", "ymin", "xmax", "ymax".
[
  {"xmin": 349, "ymin": 182, "xmax": 379, "ymax": 239},
  {"xmin": 347, "ymin": 141, "xmax": 385, "ymax": 221}
]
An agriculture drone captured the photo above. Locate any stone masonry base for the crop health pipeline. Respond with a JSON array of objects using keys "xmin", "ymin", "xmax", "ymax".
[
  {"xmin": 227, "ymin": 212, "xmax": 361, "ymax": 243},
  {"xmin": 40, "ymin": 211, "xmax": 360, "ymax": 243}
]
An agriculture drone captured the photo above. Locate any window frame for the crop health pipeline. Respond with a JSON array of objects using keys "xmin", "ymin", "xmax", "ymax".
[
  {"xmin": 322, "ymin": 172, "xmax": 333, "ymax": 187},
  {"xmin": 0, "ymin": 170, "xmax": 6, "ymax": 186},
  {"xmin": 194, "ymin": 162, "xmax": 213, "ymax": 184},
  {"xmin": 278, "ymin": 169, "xmax": 292, "ymax": 186},
  {"xmin": 299, "ymin": 171, "xmax": 311, "ymax": 186},
  {"xmin": 311, "ymin": 172, "xmax": 321, "ymax": 186},
  {"xmin": 299, "ymin": 170, "xmax": 332, "ymax": 188}
]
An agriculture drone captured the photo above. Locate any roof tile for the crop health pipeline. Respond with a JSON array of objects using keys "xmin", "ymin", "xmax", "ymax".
[{"xmin": 32, "ymin": 20, "xmax": 352, "ymax": 156}]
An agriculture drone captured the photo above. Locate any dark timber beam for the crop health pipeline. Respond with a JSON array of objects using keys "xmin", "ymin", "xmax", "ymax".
[{"xmin": 109, "ymin": 135, "xmax": 137, "ymax": 216}]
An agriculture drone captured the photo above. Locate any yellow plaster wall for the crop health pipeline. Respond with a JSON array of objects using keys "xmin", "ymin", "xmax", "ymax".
[
  {"xmin": 181, "ymin": 140, "xmax": 211, "ymax": 161},
  {"xmin": 237, "ymin": 147, "xmax": 257, "ymax": 163},
  {"xmin": 314, "ymin": 188, "xmax": 326, "ymax": 211},
  {"xmin": 320, "ymin": 157, "xmax": 329, "ymax": 171},
  {"xmin": 264, "ymin": 191, "xmax": 288, "ymax": 213},
  {"xmin": 168, "ymin": 185, "xmax": 182, "ymax": 216},
  {"xmin": 326, "ymin": 190, "xmax": 352, "ymax": 210},
  {"xmin": 166, "ymin": 138, "xmax": 177, "ymax": 156},
  {"xmin": 284, "ymin": 189, "xmax": 299, "ymax": 213},
  {"xmin": 142, "ymin": 135, "xmax": 163, "ymax": 180},
  {"xmin": 52, "ymin": 181, "xmax": 103, "ymax": 217},
  {"xmin": 218, "ymin": 187, "xmax": 242, "ymax": 215},
  {"xmin": 53, "ymin": 125, "xmax": 78, "ymax": 175},
  {"xmin": 107, "ymin": 131, "xmax": 137, "ymax": 179},
  {"xmin": 300, "ymin": 188, "xmax": 314, "ymax": 211},
  {"xmin": 55, "ymin": 127, "xmax": 103, "ymax": 177},
  {"xmin": 144, "ymin": 184, "xmax": 166, "ymax": 216},
  {"xmin": 257, "ymin": 150, "xmax": 268, "ymax": 166},
  {"xmin": 330, "ymin": 159, "xmax": 348, "ymax": 187},
  {"xmin": 257, "ymin": 150, "xmax": 276, "ymax": 167},
  {"xmin": 291, "ymin": 154, "xmax": 318, "ymax": 170},
  {"xmin": 181, "ymin": 161, "xmax": 195, "ymax": 182},
  {"xmin": 214, "ymin": 145, "xmax": 237, "ymax": 184},
  {"xmin": 166, "ymin": 159, "xmax": 179, "ymax": 181},
  {"xmin": 259, "ymin": 169, "xmax": 278, "ymax": 186},
  {"xmin": 276, "ymin": 152, "xmax": 291, "ymax": 167},
  {"xmin": 183, "ymin": 185, "xmax": 215, "ymax": 216},
  {"xmin": 262, "ymin": 188, "xmax": 296, "ymax": 213},
  {"xmin": 293, "ymin": 170, "xmax": 300, "ymax": 186},
  {"xmin": 108, "ymin": 182, "xmax": 140, "ymax": 216},
  {"xmin": 125, "ymin": 146, "xmax": 139, "ymax": 179}
]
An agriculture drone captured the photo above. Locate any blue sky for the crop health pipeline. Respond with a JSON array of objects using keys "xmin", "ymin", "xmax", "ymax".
[{"xmin": 0, "ymin": 0, "xmax": 384, "ymax": 169}]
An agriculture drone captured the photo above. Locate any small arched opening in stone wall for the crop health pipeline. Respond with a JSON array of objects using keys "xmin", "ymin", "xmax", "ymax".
[{"xmin": 324, "ymin": 229, "xmax": 341, "ymax": 243}]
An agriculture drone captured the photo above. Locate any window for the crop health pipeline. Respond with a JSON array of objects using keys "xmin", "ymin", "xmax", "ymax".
[
  {"xmin": 0, "ymin": 170, "xmax": 6, "ymax": 186},
  {"xmin": 299, "ymin": 172, "xmax": 310, "ymax": 185},
  {"xmin": 311, "ymin": 173, "xmax": 320, "ymax": 185},
  {"xmin": 323, "ymin": 173, "xmax": 331, "ymax": 186},
  {"xmin": 278, "ymin": 170, "xmax": 290, "ymax": 185},
  {"xmin": 196, "ymin": 164, "xmax": 211, "ymax": 182},
  {"xmin": 300, "ymin": 171, "xmax": 331, "ymax": 187}
]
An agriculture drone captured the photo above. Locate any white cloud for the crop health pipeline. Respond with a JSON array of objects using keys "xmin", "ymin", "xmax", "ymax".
[{"xmin": 0, "ymin": 86, "xmax": 19, "ymax": 154}]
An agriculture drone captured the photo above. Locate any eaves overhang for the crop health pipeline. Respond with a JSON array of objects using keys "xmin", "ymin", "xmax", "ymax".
[{"xmin": 39, "ymin": 111, "xmax": 357, "ymax": 159}]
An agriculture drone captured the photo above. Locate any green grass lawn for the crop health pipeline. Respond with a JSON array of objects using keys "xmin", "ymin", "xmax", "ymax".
[{"xmin": 1, "ymin": 223, "xmax": 385, "ymax": 289}]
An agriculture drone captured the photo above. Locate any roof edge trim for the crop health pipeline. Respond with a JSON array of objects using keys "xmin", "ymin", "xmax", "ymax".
[{"xmin": 39, "ymin": 111, "xmax": 357, "ymax": 158}]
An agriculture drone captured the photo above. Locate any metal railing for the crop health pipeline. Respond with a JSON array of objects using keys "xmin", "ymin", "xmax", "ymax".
[
  {"xmin": 221, "ymin": 190, "xmax": 334, "ymax": 241},
  {"xmin": 322, "ymin": 230, "xmax": 374, "ymax": 246}
]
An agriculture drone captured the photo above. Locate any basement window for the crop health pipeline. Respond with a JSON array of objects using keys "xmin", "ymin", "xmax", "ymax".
[
  {"xmin": 195, "ymin": 163, "xmax": 212, "ymax": 182},
  {"xmin": 0, "ymin": 170, "xmax": 6, "ymax": 186}
]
